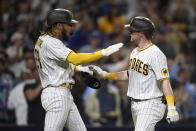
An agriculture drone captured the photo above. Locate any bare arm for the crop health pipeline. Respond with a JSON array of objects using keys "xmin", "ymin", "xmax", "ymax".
[
  {"xmin": 89, "ymin": 65, "xmax": 129, "ymax": 81},
  {"xmin": 162, "ymin": 79, "xmax": 174, "ymax": 106},
  {"xmin": 162, "ymin": 79, "xmax": 174, "ymax": 96},
  {"xmin": 117, "ymin": 71, "xmax": 129, "ymax": 80}
]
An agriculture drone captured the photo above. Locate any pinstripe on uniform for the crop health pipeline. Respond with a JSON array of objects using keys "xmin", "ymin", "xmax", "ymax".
[
  {"xmin": 127, "ymin": 44, "xmax": 168, "ymax": 131},
  {"xmin": 34, "ymin": 35, "xmax": 87, "ymax": 131}
]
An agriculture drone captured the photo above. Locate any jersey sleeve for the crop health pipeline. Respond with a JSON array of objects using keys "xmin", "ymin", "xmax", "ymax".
[
  {"xmin": 150, "ymin": 50, "xmax": 169, "ymax": 81},
  {"xmin": 46, "ymin": 39, "xmax": 72, "ymax": 62}
]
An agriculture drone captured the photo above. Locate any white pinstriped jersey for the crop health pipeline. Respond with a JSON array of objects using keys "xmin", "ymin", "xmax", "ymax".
[
  {"xmin": 34, "ymin": 35, "xmax": 75, "ymax": 88},
  {"xmin": 127, "ymin": 44, "xmax": 169, "ymax": 99}
]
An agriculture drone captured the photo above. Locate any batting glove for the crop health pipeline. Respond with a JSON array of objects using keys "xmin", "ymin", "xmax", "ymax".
[
  {"xmin": 101, "ymin": 43, "xmax": 123, "ymax": 56},
  {"xmin": 166, "ymin": 106, "xmax": 179, "ymax": 123},
  {"xmin": 77, "ymin": 65, "xmax": 93, "ymax": 75},
  {"xmin": 89, "ymin": 65, "xmax": 107, "ymax": 77}
]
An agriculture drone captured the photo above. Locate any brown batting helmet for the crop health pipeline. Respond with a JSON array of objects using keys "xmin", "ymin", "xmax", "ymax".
[
  {"xmin": 125, "ymin": 16, "xmax": 155, "ymax": 39},
  {"xmin": 47, "ymin": 8, "xmax": 78, "ymax": 27}
]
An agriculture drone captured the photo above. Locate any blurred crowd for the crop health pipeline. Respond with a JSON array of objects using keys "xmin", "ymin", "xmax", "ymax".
[{"xmin": 0, "ymin": 0, "xmax": 196, "ymax": 127}]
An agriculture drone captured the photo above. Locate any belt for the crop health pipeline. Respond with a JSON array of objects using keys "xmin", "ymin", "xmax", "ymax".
[
  {"xmin": 61, "ymin": 83, "xmax": 73, "ymax": 90},
  {"xmin": 130, "ymin": 96, "xmax": 166, "ymax": 104},
  {"xmin": 130, "ymin": 97, "xmax": 144, "ymax": 102}
]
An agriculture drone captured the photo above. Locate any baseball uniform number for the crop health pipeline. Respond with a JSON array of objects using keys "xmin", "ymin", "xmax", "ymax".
[{"xmin": 34, "ymin": 49, "xmax": 42, "ymax": 69}]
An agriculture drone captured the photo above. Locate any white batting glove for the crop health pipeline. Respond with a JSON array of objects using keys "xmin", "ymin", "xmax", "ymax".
[
  {"xmin": 101, "ymin": 43, "xmax": 123, "ymax": 56},
  {"xmin": 89, "ymin": 65, "xmax": 107, "ymax": 78},
  {"xmin": 166, "ymin": 106, "xmax": 179, "ymax": 123},
  {"xmin": 77, "ymin": 65, "xmax": 93, "ymax": 75}
]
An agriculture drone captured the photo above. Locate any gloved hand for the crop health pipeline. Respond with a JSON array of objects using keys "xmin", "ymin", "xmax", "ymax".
[
  {"xmin": 89, "ymin": 65, "xmax": 107, "ymax": 78},
  {"xmin": 166, "ymin": 106, "xmax": 179, "ymax": 123},
  {"xmin": 80, "ymin": 72, "xmax": 101, "ymax": 89},
  {"xmin": 101, "ymin": 43, "xmax": 123, "ymax": 56},
  {"xmin": 77, "ymin": 65, "xmax": 93, "ymax": 75}
]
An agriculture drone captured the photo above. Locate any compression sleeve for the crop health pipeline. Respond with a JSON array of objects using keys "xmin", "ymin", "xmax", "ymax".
[
  {"xmin": 67, "ymin": 51, "xmax": 103, "ymax": 65},
  {"xmin": 104, "ymin": 72, "xmax": 118, "ymax": 80},
  {"xmin": 166, "ymin": 95, "xmax": 175, "ymax": 106}
]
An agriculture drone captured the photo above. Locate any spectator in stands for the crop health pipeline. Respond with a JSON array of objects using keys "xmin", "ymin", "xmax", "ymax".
[
  {"xmin": 71, "ymin": 72, "xmax": 90, "ymax": 125},
  {"xmin": 85, "ymin": 79, "xmax": 121, "ymax": 126},
  {"xmin": 6, "ymin": 32, "xmax": 23, "ymax": 65},
  {"xmin": 0, "ymin": 31, "xmax": 6, "ymax": 50},
  {"xmin": 7, "ymin": 57, "xmax": 36, "ymax": 125},
  {"xmin": 0, "ymin": 0, "xmax": 12, "ymax": 31},
  {"xmin": 7, "ymin": 79, "xmax": 35, "ymax": 125},
  {"xmin": 0, "ymin": 51, "xmax": 7, "ymax": 64},
  {"xmin": 174, "ymin": 82, "xmax": 186, "ymax": 121},
  {"xmin": 155, "ymin": 26, "xmax": 176, "ymax": 59},
  {"xmin": 79, "ymin": 31, "xmax": 103, "ymax": 53},
  {"xmin": 115, "ymin": 81, "xmax": 132, "ymax": 125},
  {"xmin": 20, "ymin": 55, "xmax": 35, "ymax": 81},
  {"xmin": 166, "ymin": 24, "xmax": 188, "ymax": 53},
  {"xmin": 173, "ymin": 65, "xmax": 196, "ymax": 121},
  {"xmin": 68, "ymin": 17, "xmax": 104, "ymax": 51},
  {"xmin": 24, "ymin": 69, "xmax": 45, "ymax": 126},
  {"xmin": 9, "ymin": 46, "xmax": 34, "ymax": 82},
  {"xmin": 98, "ymin": 3, "xmax": 127, "ymax": 35},
  {"xmin": 0, "ymin": 58, "xmax": 15, "ymax": 123}
]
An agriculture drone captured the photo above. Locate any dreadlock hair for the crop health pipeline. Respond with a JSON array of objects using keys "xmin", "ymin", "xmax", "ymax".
[{"xmin": 40, "ymin": 23, "xmax": 57, "ymax": 36}]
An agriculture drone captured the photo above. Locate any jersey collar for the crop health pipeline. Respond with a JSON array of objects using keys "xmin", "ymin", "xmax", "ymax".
[{"xmin": 138, "ymin": 43, "xmax": 153, "ymax": 51}]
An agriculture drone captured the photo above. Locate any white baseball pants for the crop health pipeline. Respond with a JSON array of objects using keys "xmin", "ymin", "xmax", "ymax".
[
  {"xmin": 41, "ymin": 86, "xmax": 87, "ymax": 131},
  {"xmin": 131, "ymin": 97, "xmax": 166, "ymax": 131}
]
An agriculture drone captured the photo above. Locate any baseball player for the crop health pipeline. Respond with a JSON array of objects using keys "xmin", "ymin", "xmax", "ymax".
[
  {"xmin": 34, "ymin": 8, "xmax": 123, "ymax": 131},
  {"xmin": 89, "ymin": 16, "xmax": 179, "ymax": 131}
]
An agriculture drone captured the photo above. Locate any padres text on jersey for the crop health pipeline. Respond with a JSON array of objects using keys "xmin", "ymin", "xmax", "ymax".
[
  {"xmin": 129, "ymin": 58, "xmax": 148, "ymax": 75},
  {"xmin": 127, "ymin": 44, "xmax": 169, "ymax": 99}
]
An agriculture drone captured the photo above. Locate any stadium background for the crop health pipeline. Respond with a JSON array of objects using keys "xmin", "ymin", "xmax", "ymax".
[{"xmin": 0, "ymin": 0, "xmax": 196, "ymax": 130}]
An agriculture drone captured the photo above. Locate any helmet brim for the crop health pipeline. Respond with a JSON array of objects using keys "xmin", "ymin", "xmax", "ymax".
[
  {"xmin": 124, "ymin": 24, "xmax": 133, "ymax": 32},
  {"xmin": 71, "ymin": 19, "xmax": 78, "ymax": 24},
  {"xmin": 124, "ymin": 24, "xmax": 130, "ymax": 28},
  {"xmin": 124, "ymin": 24, "xmax": 137, "ymax": 32}
]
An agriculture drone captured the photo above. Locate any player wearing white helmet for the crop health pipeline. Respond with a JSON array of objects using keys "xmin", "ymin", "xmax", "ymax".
[
  {"xmin": 34, "ymin": 8, "xmax": 123, "ymax": 131},
  {"xmin": 89, "ymin": 16, "xmax": 179, "ymax": 131}
]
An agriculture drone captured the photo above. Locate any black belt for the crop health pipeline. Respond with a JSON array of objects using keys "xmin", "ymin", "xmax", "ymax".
[
  {"xmin": 130, "ymin": 96, "xmax": 166, "ymax": 104},
  {"xmin": 130, "ymin": 97, "xmax": 146, "ymax": 102}
]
